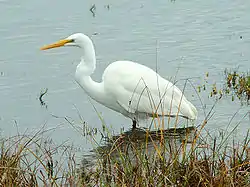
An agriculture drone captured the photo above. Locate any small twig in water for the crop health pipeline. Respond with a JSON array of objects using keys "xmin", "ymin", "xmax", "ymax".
[
  {"xmin": 39, "ymin": 88, "xmax": 48, "ymax": 108},
  {"xmin": 90, "ymin": 4, "xmax": 96, "ymax": 17}
]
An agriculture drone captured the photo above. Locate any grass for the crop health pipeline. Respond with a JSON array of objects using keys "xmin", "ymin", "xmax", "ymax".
[
  {"xmin": 0, "ymin": 70, "xmax": 249, "ymax": 186},
  {"xmin": 0, "ymin": 120, "xmax": 249, "ymax": 186}
]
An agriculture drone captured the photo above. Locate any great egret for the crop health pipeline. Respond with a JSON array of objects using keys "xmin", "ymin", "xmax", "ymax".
[{"xmin": 40, "ymin": 33, "xmax": 198, "ymax": 128}]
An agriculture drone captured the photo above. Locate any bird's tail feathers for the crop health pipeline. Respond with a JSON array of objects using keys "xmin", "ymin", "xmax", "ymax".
[{"xmin": 180, "ymin": 99, "xmax": 198, "ymax": 120}]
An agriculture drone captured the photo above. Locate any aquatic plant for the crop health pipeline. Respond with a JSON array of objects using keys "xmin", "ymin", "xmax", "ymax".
[{"xmin": 198, "ymin": 69, "xmax": 250, "ymax": 105}]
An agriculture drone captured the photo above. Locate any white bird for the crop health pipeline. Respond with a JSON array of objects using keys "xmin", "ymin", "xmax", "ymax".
[{"xmin": 40, "ymin": 33, "xmax": 197, "ymax": 128}]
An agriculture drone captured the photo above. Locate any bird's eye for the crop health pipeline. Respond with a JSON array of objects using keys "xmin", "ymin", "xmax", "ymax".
[{"xmin": 71, "ymin": 39, "xmax": 75, "ymax": 42}]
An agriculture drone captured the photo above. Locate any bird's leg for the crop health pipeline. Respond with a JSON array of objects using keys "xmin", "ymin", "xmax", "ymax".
[{"xmin": 132, "ymin": 119, "xmax": 137, "ymax": 129}]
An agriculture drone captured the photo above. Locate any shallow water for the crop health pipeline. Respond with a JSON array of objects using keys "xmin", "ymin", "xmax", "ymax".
[{"xmin": 0, "ymin": 0, "xmax": 249, "ymax": 153}]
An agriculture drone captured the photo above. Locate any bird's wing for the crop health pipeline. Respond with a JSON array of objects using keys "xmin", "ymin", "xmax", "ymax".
[
  {"xmin": 103, "ymin": 61, "xmax": 197, "ymax": 119},
  {"xmin": 116, "ymin": 74, "xmax": 185, "ymax": 117}
]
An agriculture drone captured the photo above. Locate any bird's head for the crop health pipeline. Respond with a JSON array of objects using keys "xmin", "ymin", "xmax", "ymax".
[{"xmin": 40, "ymin": 33, "xmax": 91, "ymax": 50}]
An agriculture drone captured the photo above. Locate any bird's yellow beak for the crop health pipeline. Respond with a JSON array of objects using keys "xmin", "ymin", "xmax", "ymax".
[{"xmin": 40, "ymin": 39, "xmax": 73, "ymax": 50}]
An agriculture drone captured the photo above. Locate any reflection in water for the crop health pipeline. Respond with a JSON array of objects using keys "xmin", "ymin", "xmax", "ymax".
[{"xmin": 82, "ymin": 126, "xmax": 196, "ymax": 170}]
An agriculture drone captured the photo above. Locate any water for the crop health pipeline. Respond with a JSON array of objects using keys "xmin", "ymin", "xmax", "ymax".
[{"xmin": 0, "ymin": 0, "xmax": 249, "ymax": 154}]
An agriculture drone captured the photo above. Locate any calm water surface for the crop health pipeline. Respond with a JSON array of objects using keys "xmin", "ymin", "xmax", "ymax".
[{"xmin": 0, "ymin": 0, "xmax": 249, "ymax": 152}]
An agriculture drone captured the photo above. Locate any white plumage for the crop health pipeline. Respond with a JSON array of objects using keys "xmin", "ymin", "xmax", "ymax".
[{"xmin": 41, "ymin": 33, "xmax": 198, "ymax": 128}]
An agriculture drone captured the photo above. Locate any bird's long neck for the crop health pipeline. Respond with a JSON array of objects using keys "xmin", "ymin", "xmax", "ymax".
[{"xmin": 74, "ymin": 38, "xmax": 104, "ymax": 102}]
